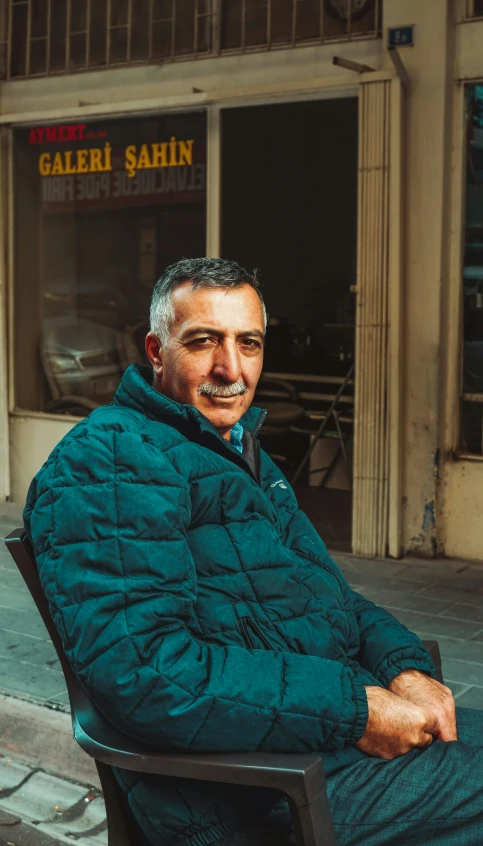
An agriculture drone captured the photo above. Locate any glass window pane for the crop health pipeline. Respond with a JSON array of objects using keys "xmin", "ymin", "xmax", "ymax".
[
  {"xmin": 175, "ymin": 0, "xmax": 195, "ymax": 53},
  {"xmin": 131, "ymin": 0, "xmax": 149, "ymax": 59},
  {"xmin": 152, "ymin": 19, "xmax": 172, "ymax": 56},
  {"xmin": 89, "ymin": 0, "xmax": 107, "ymax": 66},
  {"xmin": 323, "ymin": 0, "xmax": 377, "ymax": 39},
  {"xmin": 196, "ymin": 0, "xmax": 210, "ymax": 53},
  {"xmin": 154, "ymin": 0, "xmax": 173, "ymax": 20},
  {"xmin": 461, "ymin": 84, "xmax": 483, "ymax": 454},
  {"xmin": 221, "ymin": 0, "xmax": 242, "ymax": 49},
  {"xmin": 110, "ymin": 0, "xmax": 128, "ymax": 27},
  {"xmin": 31, "ymin": 0, "xmax": 49, "ymax": 38},
  {"xmin": 245, "ymin": 0, "xmax": 267, "ymax": 46},
  {"xmin": 13, "ymin": 112, "xmax": 207, "ymax": 414},
  {"xmin": 295, "ymin": 0, "xmax": 319, "ymax": 41},
  {"xmin": 10, "ymin": 2, "xmax": 28, "ymax": 77},
  {"xmin": 30, "ymin": 36, "xmax": 48, "ymax": 73},
  {"xmin": 108, "ymin": 25, "xmax": 127, "ymax": 63},
  {"xmin": 49, "ymin": 0, "xmax": 67, "ymax": 72},
  {"xmin": 270, "ymin": 0, "xmax": 293, "ymax": 43},
  {"xmin": 70, "ymin": 0, "xmax": 87, "ymax": 32},
  {"xmin": 69, "ymin": 31, "xmax": 86, "ymax": 66}
]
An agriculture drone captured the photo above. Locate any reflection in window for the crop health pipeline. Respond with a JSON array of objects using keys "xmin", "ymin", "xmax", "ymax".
[
  {"xmin": 462, "ymin": 85, "xmax": 483, "ymax": 453},
  {"xmin": 13, "ymin": 112, "xmax": 206, "ymax": 415}
]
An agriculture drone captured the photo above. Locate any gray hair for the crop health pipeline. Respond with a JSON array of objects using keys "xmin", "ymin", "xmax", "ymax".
[{"xmin": 150, "ymin": 257, "xmax": 267, "ymax": 345}]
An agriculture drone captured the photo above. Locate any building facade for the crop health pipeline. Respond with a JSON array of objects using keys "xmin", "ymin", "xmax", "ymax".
[{"xmin": 0, "ymin": 0, "xmax": 482, "ymax": 561}]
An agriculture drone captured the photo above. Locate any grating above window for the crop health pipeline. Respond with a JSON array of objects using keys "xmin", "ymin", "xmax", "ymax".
[{"xmin": 1, "ymin": 0, "xmax": 381, "ymax": 81}]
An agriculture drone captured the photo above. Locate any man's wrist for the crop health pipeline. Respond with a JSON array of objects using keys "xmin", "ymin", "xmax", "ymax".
[{"xmin": 388, "ymin": 669, "xmax": 427, "ymax": 691}]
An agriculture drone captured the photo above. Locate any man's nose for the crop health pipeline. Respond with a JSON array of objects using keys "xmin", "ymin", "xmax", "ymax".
[{"xmin": 211, "ymin": 341, "xmax": 242, "ymax": 383}]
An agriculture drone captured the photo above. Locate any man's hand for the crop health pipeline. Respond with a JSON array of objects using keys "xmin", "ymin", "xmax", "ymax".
[
  {"xmin": 388, "ymin": 669, "xmax": 457, "ymax": 741},
  {"xmin": 355, "ymin": 686, "xmax": 440, "ymax": 760}
]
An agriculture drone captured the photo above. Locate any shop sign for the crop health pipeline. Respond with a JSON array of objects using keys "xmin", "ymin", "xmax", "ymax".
[
  {"xmin": 29, "ymin": 123, "xmax": 89, "ymax": 144},
  {"xmin": 31, "ymin": 121, "xmax": 204, "ymax": 210},
  {"xmin": 37, "ymin": 137, "xmax": 194, "ymax": 178}
]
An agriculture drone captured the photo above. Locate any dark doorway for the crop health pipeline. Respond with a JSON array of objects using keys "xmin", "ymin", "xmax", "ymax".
[{"xmin": 221, "ymin": 97, "xmax": 358, "ymax": 551}]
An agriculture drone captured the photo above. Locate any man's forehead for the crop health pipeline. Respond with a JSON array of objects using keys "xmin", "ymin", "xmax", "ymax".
[{"xmin": 171, "ymin": 282, "xmax": 264, "ymax": 328}]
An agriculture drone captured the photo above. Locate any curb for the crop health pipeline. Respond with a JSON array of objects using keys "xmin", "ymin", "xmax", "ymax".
[{"xmin": 0, "ymin": 695, "xmax": 100, "ymax": 788}]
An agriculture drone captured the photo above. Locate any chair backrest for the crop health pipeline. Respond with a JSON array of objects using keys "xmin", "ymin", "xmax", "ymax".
[
  {"xmin": 4, "ymin": 529, "xmax": 136, "ymax": 846},
  {"xmin": 5, "ymin": 530, "xmax": 82, "ymax": 704}
]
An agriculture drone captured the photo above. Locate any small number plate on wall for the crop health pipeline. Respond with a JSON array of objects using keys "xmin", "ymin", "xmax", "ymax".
[{"xmin": 388, "ymin": 25, "xmax": 414, "ymax": 48}]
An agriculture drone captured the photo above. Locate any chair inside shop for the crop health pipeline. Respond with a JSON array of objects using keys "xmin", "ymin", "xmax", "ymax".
[{"xmin": 290, "ymin": 364, "xmax": 355, "ymax": 487}]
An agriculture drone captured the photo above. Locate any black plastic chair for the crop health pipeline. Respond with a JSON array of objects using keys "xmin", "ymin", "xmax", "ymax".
[{"xmin": 4, "ymin": 529, "xmax": 443, "ymax": 846}]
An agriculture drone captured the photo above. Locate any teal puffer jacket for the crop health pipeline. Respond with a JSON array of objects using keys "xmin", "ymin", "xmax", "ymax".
[{"xmin": 24, "ymin": 365, "xmax": 435, "ymax": 846}]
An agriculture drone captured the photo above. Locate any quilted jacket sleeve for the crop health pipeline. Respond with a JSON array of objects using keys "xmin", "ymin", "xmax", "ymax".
[
  {"xmin": 346, "ymin": 589, "xmax": 436, "ymax": 686},
  {"xmin": 278, "ymin": 499, "xmax": 436, "ymax": 688},
  {"xmin": 24, "ymin": 427, "xmax": 368, "ymax": 755}
]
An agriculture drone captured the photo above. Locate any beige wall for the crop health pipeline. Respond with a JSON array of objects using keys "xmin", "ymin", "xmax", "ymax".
[
  {"xmin": 0, "ymin": 38, "xmax": 381, "ymax": 120},
  {"xmin": 442, "ymin": 460, "xmax": 483, "ymax": 560},
  {"xmin": 382, "ymin": 0, "xmax": 455, "ymax": 556},
  {"xmin": 9, "ymin": 413, "xmax": 78, "ymax": 505}
]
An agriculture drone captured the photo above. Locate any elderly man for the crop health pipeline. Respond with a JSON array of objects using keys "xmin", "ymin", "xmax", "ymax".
[{"xmin": 25, "ymin": 258, "xmax": 483, "ymax": 846}]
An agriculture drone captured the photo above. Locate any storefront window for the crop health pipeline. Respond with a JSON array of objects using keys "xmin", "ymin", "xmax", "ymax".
[
  {"xmin": 13, "ymin": 111, "xmax": 206, "ymax": 415},
  {"xmin": 462, "ymin": 85, "xmax": 483, "ymax": 453}
]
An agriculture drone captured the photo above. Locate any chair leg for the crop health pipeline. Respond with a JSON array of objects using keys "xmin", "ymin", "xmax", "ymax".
[
  {"xmin": 332, "ymin": 412, "xmax": 352, "ymax": 489},
  {"xmin": 287, "ymin": 793, "xmax": 337, "ymax": 846},
  {"xmin": 318, "ymin": 444, "xmax": 343, "ymax": 489},
  {"xmin": 95, "ymin": 761, "xmax": 134, "ymax": 846}
]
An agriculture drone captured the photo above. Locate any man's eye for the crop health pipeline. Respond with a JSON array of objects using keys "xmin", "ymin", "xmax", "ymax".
[
  {"xmin": 193, "ymin": 337, "xmax": 213, "ymax": 345},
  {"xmin": 242, "ymin": 339, "xmax": 261, "ymax": 348}
]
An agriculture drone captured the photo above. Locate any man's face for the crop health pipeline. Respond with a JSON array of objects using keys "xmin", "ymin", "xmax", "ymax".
[{"xmin": 146, "ymin": 282, "xmax": 265, "ymax": 439}]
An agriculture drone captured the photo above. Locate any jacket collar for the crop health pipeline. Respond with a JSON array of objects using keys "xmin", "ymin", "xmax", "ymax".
[{"xmin": 113, "ymin": 364, "xmax": 265, "ymax": 454}]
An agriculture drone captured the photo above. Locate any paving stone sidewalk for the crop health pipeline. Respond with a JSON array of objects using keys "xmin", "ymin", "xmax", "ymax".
[{"xmin": 0, "ymin": 752, "xmax": 106, "ymax": 846}]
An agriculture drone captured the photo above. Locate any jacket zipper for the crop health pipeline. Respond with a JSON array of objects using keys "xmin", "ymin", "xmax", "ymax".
[
  {"xmin": 240, "ymin": 616, "xmax": 273, "ymax": 650},
  {"xmin": 295, "ymin": 548, "xmax": 346, "ymax": 593},
  {"xmin": 253, "ymin": 409, "xmax": 267, "ymax": 439},
  {"xmin": 252, "ymin": 410, "xmax": 267, "ymax": 486}
]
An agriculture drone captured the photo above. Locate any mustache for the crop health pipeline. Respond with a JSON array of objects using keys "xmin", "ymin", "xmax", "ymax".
[{"xmin": 198, "ymin": 380, "xmax": 247, "ymax": 397}]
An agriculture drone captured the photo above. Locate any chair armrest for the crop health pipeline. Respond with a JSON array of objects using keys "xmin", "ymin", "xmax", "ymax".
[
  {"xmin": 73, "ymin": 706, "xmax": 326, "ymax": 808},
  {"xmin": 422, "ymin": 640, "xmax": 443, "ymax": 684},
  {"xmin": 73, "ymin": 692, "xmax": 336, "ymax": 843}
]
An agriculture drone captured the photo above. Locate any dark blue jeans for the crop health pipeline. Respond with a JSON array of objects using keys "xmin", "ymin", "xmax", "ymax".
[{"xmin": 215, "ymin": 706, "xmax": 483, "ymax": 846}]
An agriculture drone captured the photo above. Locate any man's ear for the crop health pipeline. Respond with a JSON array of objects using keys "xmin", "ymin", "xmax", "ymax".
[{"xmin": 145, "ymin": 332, "xmax": 163, "ymax": 376}]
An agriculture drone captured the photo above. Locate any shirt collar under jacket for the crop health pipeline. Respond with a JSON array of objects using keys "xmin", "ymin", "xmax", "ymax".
[{"xmin": 229, "ymin": 422, "xmax": 244, "ymax": 454}]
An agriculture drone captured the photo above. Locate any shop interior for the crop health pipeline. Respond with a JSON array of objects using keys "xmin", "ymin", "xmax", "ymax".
[{"xmin": 222, "ymin": 97, "xmax": 358, "ymax": 550}]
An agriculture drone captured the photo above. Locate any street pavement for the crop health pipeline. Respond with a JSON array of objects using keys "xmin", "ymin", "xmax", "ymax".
[
  {"xmin": 0, "ymin": 751, "xmax": 106, "ymax": 845},
  {"xmin": 2, "ymin": 499, "xmax": 483, "ymax": 843}
]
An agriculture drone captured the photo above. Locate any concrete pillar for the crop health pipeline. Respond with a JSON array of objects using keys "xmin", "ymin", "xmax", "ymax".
[{"xmin": 382, "ymin": 0, "xmax": 454, "ymax": 555}]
